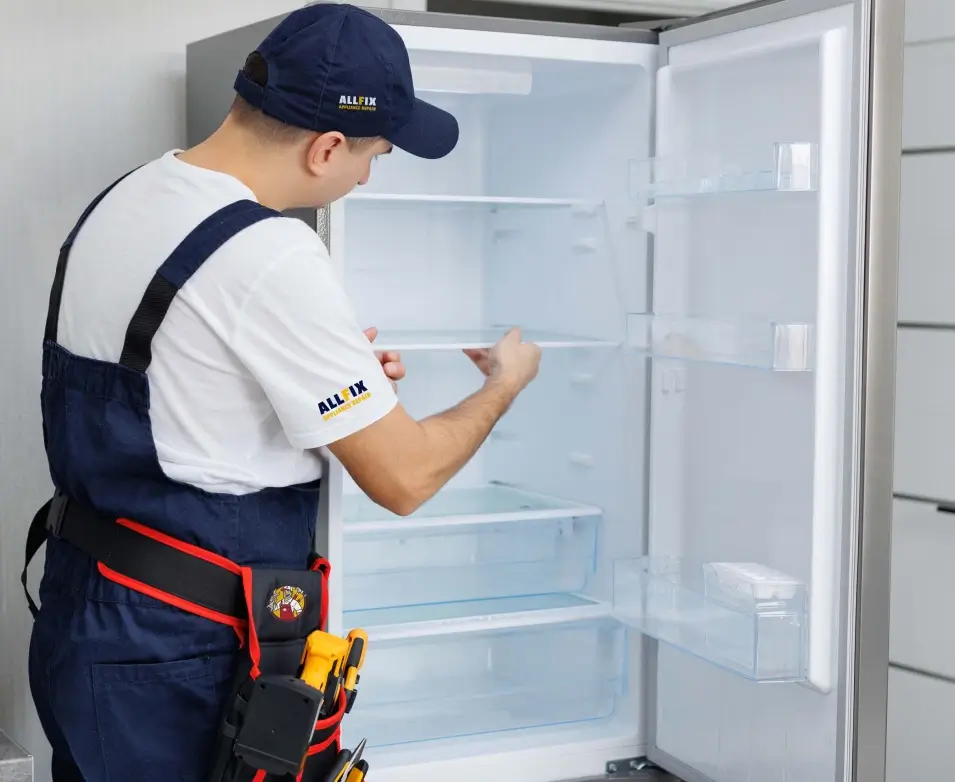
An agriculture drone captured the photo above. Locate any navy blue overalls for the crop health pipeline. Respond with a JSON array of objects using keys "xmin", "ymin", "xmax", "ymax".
[{"xmin": 23, "ymin": 171, "xmax": 347, "ymax": 782}]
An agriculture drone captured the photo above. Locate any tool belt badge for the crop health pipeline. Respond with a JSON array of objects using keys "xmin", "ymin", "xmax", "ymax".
[{"xmin": 267, "ymin": 585, "xmax": 306, "ymax": 622}]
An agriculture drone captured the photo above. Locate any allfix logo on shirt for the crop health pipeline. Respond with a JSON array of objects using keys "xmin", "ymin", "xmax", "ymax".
[
  {"xmin": 319, "ymin": 380, "xmax": 371, "ymax": 421},
  {"xmin": 267, "ymin": 585, "xmax": 306, "ymax": 622}
]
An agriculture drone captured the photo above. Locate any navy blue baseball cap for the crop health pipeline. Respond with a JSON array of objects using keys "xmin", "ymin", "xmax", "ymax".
[{"xmin": 234, "ymin": 3, "xmax": 459, "ymax": 159}]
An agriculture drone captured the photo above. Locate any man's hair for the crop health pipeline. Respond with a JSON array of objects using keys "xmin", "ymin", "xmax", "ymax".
[{"xmin": 229, "ymin": 52, "xmax": 380, "ymax": 149}]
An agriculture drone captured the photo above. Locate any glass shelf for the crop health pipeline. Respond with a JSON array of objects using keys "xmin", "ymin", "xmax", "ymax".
[
  {"xmin": 345, "ymin": 593, "xmax": 610, "ymax": 640},
  {"xmin": 613, "ymin": 556, "xmax": 807, "ymax": 682},
  {"xmin": 630, "ymin": 142, "xmax": 817, "ymax": 200},
  {"xmin": 343, "ymin": 617, "xmax": 625, "ymax": 748},
  {"xmin": 345, "ymin": 192, "xmax": 599, "ymax": 211},
  {"xmin": 343, "ymin": 513, "xmax": 599, "ymax": 614},
  {"xmin": 343, "ymin": 484, "xmax": 602, "ymax": 533},
  {"xmin": 627, "ymin": 314, "xmax": 813, "ymax": 371},
  {"xmin": 371, "ymin": 329, "xmax": 619, "ymax": 352}
]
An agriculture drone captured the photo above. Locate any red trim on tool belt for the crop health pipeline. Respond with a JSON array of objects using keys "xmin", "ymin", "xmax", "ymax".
[
  {"xmin": 116, "ymin": 517, "xmax": 243, "ymax": 574},
  {"xmin": 240, "ymin": 566, "xmax": 263, "ymax": 679},
  {"xmin": 311, "ymin": 556, "xmax": 331, "ymax": 631},
  {"xmin": 295, "ymin": 735, "xmax": 341, "ymax": 782},
  {"xmin": 295, "ymin": 690, "xmax": 348, "ymax": 782},
  {"xmin": 305, "ymin": 731, "xmax": 340, "ymax": 758},
  {"xmin": 97, "ymin": 563, "xmax": 248, "ymax": 630},
  {"xmin": 315, "ymin": 688, "xmax": 347, "ymax": 731}
]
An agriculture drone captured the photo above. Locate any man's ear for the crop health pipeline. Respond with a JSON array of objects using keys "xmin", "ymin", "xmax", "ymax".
[{"xmin": 305, "ymin": 131, "xmax": 347, "ymax": 175}]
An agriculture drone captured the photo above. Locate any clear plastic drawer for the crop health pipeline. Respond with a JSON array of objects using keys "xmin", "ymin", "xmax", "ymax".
[
  {"xmin": 345, "ymin": 618, "xmax": 625, "ymax": 748},
  {"xmin": 613, "ymin": 556, "xmax": 807, "ymax": 681},
  {"xmin": 343, "ymin": 511, "xmax": 599, "ymax": 613}
]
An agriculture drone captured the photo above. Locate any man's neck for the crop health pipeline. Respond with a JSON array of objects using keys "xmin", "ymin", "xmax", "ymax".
[{"xmin": 177, "ymin": 129, "xmax": 294, "ymax": 212}]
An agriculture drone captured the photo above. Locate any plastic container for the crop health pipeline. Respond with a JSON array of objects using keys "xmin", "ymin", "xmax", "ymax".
[
  {"xmin": 613, "ymin": 556, "xmax": 807, "ymax": 681},
  {"xmin": 344, "ymin": 617, "xmax": 625, "ymax": 747},
  {"xmin": 343, "ymin": 513, "xmax": 599, "ymax": 613}
]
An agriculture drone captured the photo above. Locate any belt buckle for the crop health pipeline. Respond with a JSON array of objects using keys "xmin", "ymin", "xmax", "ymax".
[{"xmin": 46, "ymin": 492, "xmax": 69, "ymax": 538}]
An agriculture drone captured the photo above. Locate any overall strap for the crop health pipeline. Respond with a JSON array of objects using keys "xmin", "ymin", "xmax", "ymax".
[
  {"xmin": 119, "ymin": 199, "xmax": 281, "ymax": 373},
  {"xmin": 44, "ymin": 168, "xmax": 141, "ymax": 344}
]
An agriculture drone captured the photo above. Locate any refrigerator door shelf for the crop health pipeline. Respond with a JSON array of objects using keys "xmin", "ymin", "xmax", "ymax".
[
  {"xmin": 613, "ymin": 556, "xmax": 808, "ymax": 682},
  {"xmin": 627, "ymin": 313, "xmax": 813, "ymax": 371},
  {"xmin": 370, "ymin": 329, "xmax": 620, "ymax": 352},
  {"xmin": 346, "ymin": 593, "xmax": 611, "ymax": 641},
  {"xmin": 629, "ymin": 141, "xmax": 818, "ymax": 200},
  {"xmin": 343, "ymin": 514, "xmax": 599, "ymax": 612},
  {"xmin": 345, "ymin": 193, "xmax": 600, "ymax": 214},
  {"xmin": 343, "ymin": 484, "xmax": 602, "ymax": 533},
  {"xmin": 342, "ymin": 617, "xmax": 625, "ymax": 749}
]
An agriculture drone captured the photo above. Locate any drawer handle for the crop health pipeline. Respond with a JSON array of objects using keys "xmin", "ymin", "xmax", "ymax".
[{"xmin": 937, "ymin": 504, "xmax": 955, "ymax": 515}]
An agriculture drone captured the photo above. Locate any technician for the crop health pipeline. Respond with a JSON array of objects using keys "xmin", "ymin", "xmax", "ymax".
[{"xmin": 22, "ymin": 5, "xmax": 541, "ymax": 782}]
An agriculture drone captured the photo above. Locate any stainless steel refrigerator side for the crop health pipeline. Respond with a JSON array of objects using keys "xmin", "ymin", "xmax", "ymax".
[
  {"xmin": 185, "ymin": 15, "xmax": 285, "ymax": 148},
  {"xmin": 839, "ymin": 0, "xmax": 904, "ymax": 779}
]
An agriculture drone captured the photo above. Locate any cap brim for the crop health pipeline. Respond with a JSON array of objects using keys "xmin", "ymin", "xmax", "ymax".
[{"xmin": 386, "ymin": 98, "xmax": 459, "ymax": 160}]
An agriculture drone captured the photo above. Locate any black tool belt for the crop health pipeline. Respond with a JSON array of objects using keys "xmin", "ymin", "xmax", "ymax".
[{"xmin": 23, "ymin": 493, "xmax": 347, "ymax": 782}]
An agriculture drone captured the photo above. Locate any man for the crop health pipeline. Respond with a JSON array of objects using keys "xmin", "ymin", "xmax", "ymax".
[{"xmin": 23, "ymin": 4, "xmax": 541, "ymax": 781}]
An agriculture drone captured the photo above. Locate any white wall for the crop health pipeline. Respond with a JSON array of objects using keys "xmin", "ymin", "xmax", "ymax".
[
  {"xmin": 887, "ymin": 0, "xmax": 955, "ymax": 778},
  {"xmin": 0, "ymin": 1, "xmax": 427, "ymax": 779}
]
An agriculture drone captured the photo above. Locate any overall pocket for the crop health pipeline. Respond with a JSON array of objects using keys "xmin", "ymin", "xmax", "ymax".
[{"xmin": 92, "ymin": 651, "xmax": 236, "ymax": 782}]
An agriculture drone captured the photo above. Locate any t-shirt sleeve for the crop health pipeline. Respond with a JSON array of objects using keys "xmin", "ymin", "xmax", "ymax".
[{"xmin": 232, "ymin": 242, "xmax": 398, "ymax": 450}]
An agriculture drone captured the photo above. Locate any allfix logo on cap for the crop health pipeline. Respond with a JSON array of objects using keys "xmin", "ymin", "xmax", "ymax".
[
  {"xmin": 267, "ymin": 585, "xmax": 306, "ymax": 622},
  {"xmin": 339, "ymin": 95, "xmax": 377, "ymax": 112}
]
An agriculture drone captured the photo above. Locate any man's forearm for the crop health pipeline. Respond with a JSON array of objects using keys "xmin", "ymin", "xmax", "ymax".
[{"xmin": 411, "ymin": 377, "xmax": 517, "ymax": 501}]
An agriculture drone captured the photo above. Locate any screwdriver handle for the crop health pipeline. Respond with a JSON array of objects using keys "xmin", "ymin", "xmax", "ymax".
[
  {"xmin": 343, "ymin": 629, "xmax": 368, "ymax": 691},
  {"xmin": 346, "ymin": 760, "xmax": 369, "ymax": 782}
]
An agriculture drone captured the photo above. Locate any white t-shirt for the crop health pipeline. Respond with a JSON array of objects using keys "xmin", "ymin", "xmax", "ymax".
[{"xmin": 58, "ymin": 150, "xmax": 397, "ymax": 495}]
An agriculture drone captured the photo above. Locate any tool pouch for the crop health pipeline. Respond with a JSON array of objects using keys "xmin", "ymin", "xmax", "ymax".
[{"xmin": 208, "ymin": 559, "xmax": 345, "ymax": 782}]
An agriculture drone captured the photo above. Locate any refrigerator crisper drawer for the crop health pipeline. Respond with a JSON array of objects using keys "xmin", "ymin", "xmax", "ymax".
[
  {"xmin": 347, "ymin": 618, "xmax": 625, "ymax": 748},
  {"xmin": 613, "ymin": 557, "xmax": 807, "ymax": 682},
  {"xmin": 342, "ymin": 485, "xmax": 601, "ymax": 612}
]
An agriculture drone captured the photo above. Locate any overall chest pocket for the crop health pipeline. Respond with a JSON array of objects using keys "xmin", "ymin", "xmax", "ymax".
[{"xmin": 92, "ymin": 651, "xmax": 237, "ymax": 782}]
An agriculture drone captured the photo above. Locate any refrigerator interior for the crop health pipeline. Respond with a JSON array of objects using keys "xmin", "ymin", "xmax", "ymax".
[{"xmin": 332, "ymin": 29, "xmax": 656, "ymax": 770}]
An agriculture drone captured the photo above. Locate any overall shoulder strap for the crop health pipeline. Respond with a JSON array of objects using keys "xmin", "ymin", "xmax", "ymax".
[
  {"xmin": 44, "ymin": 168, "xmax": 141, "ymax": 344},
  {"xmin": 118, "ymin": 199, "xmax": 281, "ymax": 373}
]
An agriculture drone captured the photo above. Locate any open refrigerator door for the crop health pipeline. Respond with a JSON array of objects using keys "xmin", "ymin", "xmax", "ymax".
[{"xmin": 623, "ymin": 2, "xmax": 898, "ymax": 781}]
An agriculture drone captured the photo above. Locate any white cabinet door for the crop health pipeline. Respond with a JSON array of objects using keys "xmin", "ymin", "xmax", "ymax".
[
  {"xmin": 898, "ymin": 154, "xmax": 955, "ymax": 325},
  {"xmin": 902, "ymin": 40, "xmax": 955, "ymax": 150},
  {"xmin": 894, "ymin": 329, "xmax": 955, "ymax": 502},
  {"xmin": 890, "ymin": 498, "xmax": 955, "ymax": 678},
  {"xmin": 887, "ymin": 667, "xmax": 955, "ymax": 781},
  {"xmin": 904, "ymin": 0, "xmax": 955, "ymax": 42}
]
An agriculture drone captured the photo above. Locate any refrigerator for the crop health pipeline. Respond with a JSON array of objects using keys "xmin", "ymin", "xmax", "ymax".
[{"xmin": 185, "ymin": 2, "xmax": 903, "ymax": 780}]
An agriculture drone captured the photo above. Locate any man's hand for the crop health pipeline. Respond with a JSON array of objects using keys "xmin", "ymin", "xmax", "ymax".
[
  {"xmin": 327, "ymin": 326, "xmax": 541, "ymax": 516},
  {"xmin": 464, "ymin": 327, "xmax": 541, "ymax": 395},
  {"xmin": 364, "ymin": 326, "xmax": 405, "ymax": 391}
]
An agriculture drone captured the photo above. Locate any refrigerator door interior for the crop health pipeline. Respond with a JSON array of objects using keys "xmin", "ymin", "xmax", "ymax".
[
  {"xmin": 329, "ymin": 14, "xmax": 658, "ymax": 782},
  {"xmin": 625, "ymin": 2, "xmax": 869, "ymax": 781}
]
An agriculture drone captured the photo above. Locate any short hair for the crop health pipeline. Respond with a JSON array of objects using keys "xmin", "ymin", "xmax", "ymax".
[{"xmin": 229, "ymin": 52, "xmax": 381, "ymax": 149}]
